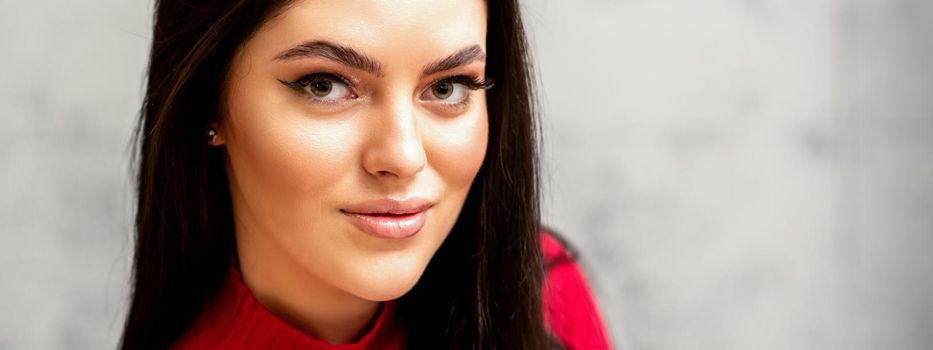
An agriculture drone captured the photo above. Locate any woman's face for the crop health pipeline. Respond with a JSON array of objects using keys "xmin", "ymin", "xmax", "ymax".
[{"xmin": 217, "ymin": 0, "xmax": 488, "ymax": 303}]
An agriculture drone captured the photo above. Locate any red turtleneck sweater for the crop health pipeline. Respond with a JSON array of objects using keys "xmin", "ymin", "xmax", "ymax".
[{"xmin": 174, "ymin": 232, "xmax": 612, "ymax": 349}]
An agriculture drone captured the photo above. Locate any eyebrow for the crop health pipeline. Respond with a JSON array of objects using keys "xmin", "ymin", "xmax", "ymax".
[
  {"xmin": 275, "ymin": 40, "xmax": 384, "ymax": 76},
  {"xmin": 421, "ymin": 44, "xmax": 486, "ymax": 76},
  {"xmin": 275, "ymin": 41, "xmax": 486, "ymax": 77}
]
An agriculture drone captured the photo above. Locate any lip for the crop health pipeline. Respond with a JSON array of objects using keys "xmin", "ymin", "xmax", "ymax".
[{"xmin": 340, "ymin": 198, "xmax": 433, "ymax": 239}]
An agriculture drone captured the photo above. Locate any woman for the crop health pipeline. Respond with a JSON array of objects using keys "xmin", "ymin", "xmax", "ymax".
[{"xmin": 121, "ymin": 0, "xmax": 611, "ymax": 349}]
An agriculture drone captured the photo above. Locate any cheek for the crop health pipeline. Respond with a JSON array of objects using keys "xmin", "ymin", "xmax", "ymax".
[
  {"xmin": 424, "ymin": 107, "xmax": 489, "ymax": 191},
  {"xmin": 224, "ymin": 86, "xmax": 358, "ymax": 225}
]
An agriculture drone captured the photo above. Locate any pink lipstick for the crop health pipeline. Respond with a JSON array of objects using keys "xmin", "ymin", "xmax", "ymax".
[{"xmin": 340, "ymin": 198, "xmax": 433, "ymax": 239}]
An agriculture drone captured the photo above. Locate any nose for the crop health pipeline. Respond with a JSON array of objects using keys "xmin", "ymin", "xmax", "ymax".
[{"xmin": 361, "ymin": 100, "xmax": 427, "ymax": 180}]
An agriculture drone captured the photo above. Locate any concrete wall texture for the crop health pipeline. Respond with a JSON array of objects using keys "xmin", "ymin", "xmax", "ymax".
[{"xmin": 1, "ymin": 0, "xmax": 930, "ymax": 349}]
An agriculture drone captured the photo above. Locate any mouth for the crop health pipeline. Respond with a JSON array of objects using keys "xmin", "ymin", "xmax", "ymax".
[{"xmin": 340, "ymin": 198, "xmax": 433, "ymax": 239}]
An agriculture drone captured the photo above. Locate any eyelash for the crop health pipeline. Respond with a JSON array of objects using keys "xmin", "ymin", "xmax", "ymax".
[
  {"xmin": 279, "ymin": 73, "xmax": 495, "ymax": 109},
  {"xmin": 432, "ymin": 75, "xmax": 495, "ymax": 92},
  {"xmin": 428, "ymin": 75, "xmax": 494, "ymax": 108},
  {"xmin": 279, "ymin": 73, "xmax": 355, "ymax": 104}
]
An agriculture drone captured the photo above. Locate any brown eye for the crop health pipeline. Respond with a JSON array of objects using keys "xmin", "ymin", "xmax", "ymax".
[
  {"xmin": 420, "ymin": 78, "xmax": 470, "ymax": 106},
  {"xmin": 432, "ymin": 81, "xmax": 453, "ymax": 99},
  {"xmin": 309, "ymin": 79, "xmax": 333, "ymax": 97},
  {"xmin": 302, "ymin": 77, "xmax": 350, "ymax": 101},
  {"xmin": 280, "ymin": 73, "xmax": 356, "ymax": 103}
]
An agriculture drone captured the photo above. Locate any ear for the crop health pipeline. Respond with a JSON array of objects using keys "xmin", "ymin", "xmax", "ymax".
[{"xmin": 207, "ymin": 122, "xmax": 226, "ymax": 146}]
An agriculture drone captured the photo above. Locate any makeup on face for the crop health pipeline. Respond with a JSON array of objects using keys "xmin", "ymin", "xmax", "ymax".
[
  {"xmin": 273, "ymin": 40, "xmax": 493, "ymax": 116},
  {"xmin": 339, "ymin": 197, "xmax": 434, "ymax": 239},
  {"xmin": 222, "ymin": 1, "xmax": 490, "ymax": 325}
]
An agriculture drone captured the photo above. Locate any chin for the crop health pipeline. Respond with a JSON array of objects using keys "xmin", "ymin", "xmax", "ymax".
[
  {"xmin": 354, "ymin": 284, "xmax": 414, "ymax": 302},
  {"xmin": 344, "ymin": 259, "xmax": 428, "ymax": 302}
]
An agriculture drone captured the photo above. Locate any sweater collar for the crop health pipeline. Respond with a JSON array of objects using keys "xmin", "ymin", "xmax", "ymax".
[{"xmin": 175, "ymin": 265, "xmax": 406, "ymax": 349}]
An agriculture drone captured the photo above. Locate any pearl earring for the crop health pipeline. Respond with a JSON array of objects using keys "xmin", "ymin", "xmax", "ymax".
[{"xmin": 207, "ymin": 129, "xmax": 217, "ymax": 144}]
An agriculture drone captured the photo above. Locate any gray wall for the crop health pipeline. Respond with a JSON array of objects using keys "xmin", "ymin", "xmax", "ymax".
[
  {"xmin": 1, "ymin": 0, "xmax": 930, "ymax": 349},
  {"xmin": 526, "ymin": 1, "xmax": 933, "ymax": 349},
  {"xmin": 1, "ymin": 0, "xmax": 147, "ymax": 348}
]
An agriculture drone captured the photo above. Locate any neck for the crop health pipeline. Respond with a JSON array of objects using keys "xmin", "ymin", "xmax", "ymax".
[{"xmin": 235, "ymin": 230, "xmax": 382, "ymax": 344}]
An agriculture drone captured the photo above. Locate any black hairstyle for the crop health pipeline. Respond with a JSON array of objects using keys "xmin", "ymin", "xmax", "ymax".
[{"xmin": 121, "ymin": 1, "xmax": 559, "ymax": 348}]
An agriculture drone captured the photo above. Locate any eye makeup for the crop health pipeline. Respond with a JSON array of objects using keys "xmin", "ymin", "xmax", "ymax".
[
  {"xmin": 278, "ymin": 72, "xmax": 357, "ymax": 104},
  {"xmin": 420, "ymin": 74, "xmax": 494, "ymax": 112},
  {"xmin": 279, "ymin": 72, "xmax": 355, "ymax": 91},
  {"xmin": 279, "ymin": 71, "xmax": 495, "ymax": 112},
  {"xmin": 428, "ymin": 75, "xmax": 495, "ymax": 92}
]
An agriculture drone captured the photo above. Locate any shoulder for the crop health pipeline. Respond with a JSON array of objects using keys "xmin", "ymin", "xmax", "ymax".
[
  {"xmin": 541, "ymin": 230, "xmax": 577, "ymax": 268},
  {"xmin": 540, "ymin": 230, "xmax": 613, "ymax": 350}
]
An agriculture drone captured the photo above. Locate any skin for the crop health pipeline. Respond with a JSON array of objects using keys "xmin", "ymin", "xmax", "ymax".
[{"xmin": 211, "ymin": 0, "xmax": 488, "ymax": 345}]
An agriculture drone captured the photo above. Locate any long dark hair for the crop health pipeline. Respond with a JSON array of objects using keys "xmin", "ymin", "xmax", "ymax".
[{"xmin": 121, "ymin": 0, "xmax": 552, "ymax": 349}]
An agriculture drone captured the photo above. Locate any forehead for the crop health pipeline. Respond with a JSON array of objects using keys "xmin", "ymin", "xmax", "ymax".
[{"xmin": 251, "ymin": 0, "xmax": 488, "ymax": 64}]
